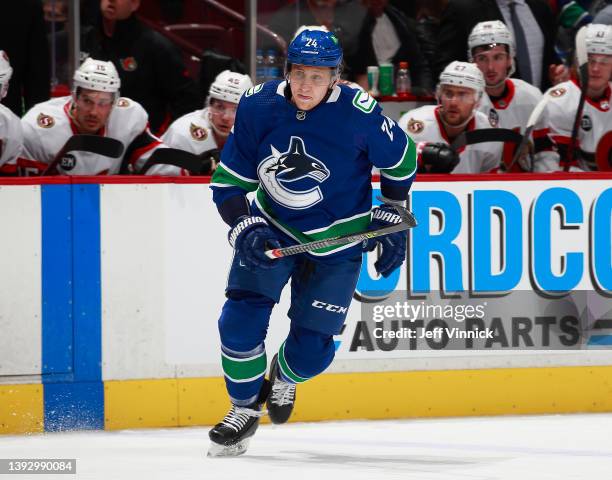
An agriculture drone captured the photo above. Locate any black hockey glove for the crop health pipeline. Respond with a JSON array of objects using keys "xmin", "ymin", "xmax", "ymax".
[
  {"xmin": 419, "ymin": 142, "xmax": 460, "ymax": 173},
  {"xmin": 362, "ymin": 204, "xmax": 407, "ymax": 278},
  {"xmin": 228, "ymin": 215, "xmax": 282, "ymax": 271},
  {"xmin": 197, "ymin": 148, "xmax": 221, "ymax": 175}
]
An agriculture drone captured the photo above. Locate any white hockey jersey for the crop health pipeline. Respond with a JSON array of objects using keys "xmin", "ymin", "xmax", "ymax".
[
  {"xmin": 478, "ymin": 79, "xmax": 542, "ymax": 131},
  {"xmin": 0, "ymin": 103, "xmax": 23, "ymax": 174},
  {"xmin": 534, "ymin": 79, "xmax": 612, "ymax": 172},
  {"xmin": 478, "ymin": 79, "xmax": 542, "ymax": 168},
  {"xmin": 20, "ymin": 96, "xmax": 184, "ymax": 176},
  {"xmin": 161, "ymin": 108, "xmax": 219, "ymax": 156},
  {"xmin": 398, "ymin": 105, "xmax": 503, "ymax": 173}
]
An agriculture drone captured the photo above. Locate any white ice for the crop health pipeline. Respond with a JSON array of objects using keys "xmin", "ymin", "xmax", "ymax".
[{"xmin": 1, "ymin": 414, "xmax": 611, "ymax": 480}]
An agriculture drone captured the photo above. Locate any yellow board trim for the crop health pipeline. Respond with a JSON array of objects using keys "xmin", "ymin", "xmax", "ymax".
[
  {"xmin": 104, "ymin": 379, "xmax": 179, "ymax": 430},
  {"xmin": 0, "ymin": 384, "xmax": 44, "ymax": 434},
  {"xmin": 104, "ymin": 365, "xmax": 612, "ymax": 429},
  {"xmin": 3, "ymin": 366, "xmax": 611, "ymax": 433}
]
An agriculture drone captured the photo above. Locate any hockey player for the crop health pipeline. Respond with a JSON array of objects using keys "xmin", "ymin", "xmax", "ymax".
[
  {"xmin": 0, "ymin": 51, "xmax": 23, "ymax": 175},
  {"xmin": 398, "ymin": 61, "xmax": 503, "ymax": 173},
  {"xmin": 207, "ymin": 29, "xmax": 416, "ymax": 456},
  {"xmin": 468, "ymin": 21, "xmax": 542, "ymax": 170},
  {"xmin": 20, "ymin": 58, "xmax": 184, "ymax": 176},
  {"xmin": 533, "ymin": 24, "xmax": 612, "ymax": 172},
  {"xmin": 162, "ymin": 70, "xmax": 253, "ymax": 174}
]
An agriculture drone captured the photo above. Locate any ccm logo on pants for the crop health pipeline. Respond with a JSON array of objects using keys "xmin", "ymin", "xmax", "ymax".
[{"xmin": 312, "ymin": 300, "xmax": 348, "ymax": 314}]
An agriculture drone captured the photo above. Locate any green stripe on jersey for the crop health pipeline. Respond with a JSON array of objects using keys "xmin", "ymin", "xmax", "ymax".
[
  {"xmin": 211, "ymin": 164, "xmax": 259, "ymax": 192},
  {"xmin": 278, "ymin": 342, "xmax": 309, "ymax": 383},
  {"xmin": 221, "ymin": 350, "xmax": 267, "ymax": 383},
  {"xmin": 256, "ymin": 189, "xmax": 371, "ymax": 255},
  {"xmin": 381, "ymin": 133, "xmax": 417, "ymax": 180}
]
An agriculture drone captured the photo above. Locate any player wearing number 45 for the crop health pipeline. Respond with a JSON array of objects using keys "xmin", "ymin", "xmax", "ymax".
[
  {"xmin": 533, "ymin": 24, "xmax": 612, "ymax": 173},
  {"xmin": 207, "ymin": 29, "xmax": 417, "ymax": 457},
  {"xmin": 398, "ymin": 61, "xmax": 503, "ymax": 174},
  {"xmin": 162, "ymin": 70, "xmax": 253, "ymax": 175},
  {"xmin": 20, "ymin": 58, "xmax": 185, "ymax": 176}
]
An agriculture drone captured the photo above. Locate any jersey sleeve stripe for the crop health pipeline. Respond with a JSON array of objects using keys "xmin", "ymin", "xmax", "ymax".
[
  {"xmin": 212, "ymin": 163, "xmax": 259, "ymax": 192},
  {"xmin": 380, "ymin": 133, "xmax": 417, "ymax": 180}
]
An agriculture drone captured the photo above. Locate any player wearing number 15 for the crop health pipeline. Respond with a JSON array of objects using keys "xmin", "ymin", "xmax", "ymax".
[{"xmin": 207, "ymin": 29, "xmax": 417, "ymax": 456}]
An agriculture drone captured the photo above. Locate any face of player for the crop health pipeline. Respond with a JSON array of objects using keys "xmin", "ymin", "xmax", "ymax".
[
  {"xmin": 472, "ymin": 45, "xmax": 511, "ymax": 88},
  {"xmin": 100, "ymin": 0, "xmax": 140, "ymax": 21},
  {"xmin": 74, "ymin": 89, "xmax": 115, "ymax": 134},
  {"xmin": 586, "ymin": 54, "xmax": 612, "ymax": 98},
  {"xmin": 209, "ymin": 99, "xmax": 238, "ymax": 137},
  {"xmin": 438, "ymin": 85, "xmax": 479, "ymax": 127},
  {"xmin": 289, "ymin": 65, "xmax": 335, "ymax": 111}
]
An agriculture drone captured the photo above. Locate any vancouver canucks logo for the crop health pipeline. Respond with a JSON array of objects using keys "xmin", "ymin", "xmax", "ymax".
[{"xmin": 258, "ymin": 136, "xmax": 330, "ymax": 209}]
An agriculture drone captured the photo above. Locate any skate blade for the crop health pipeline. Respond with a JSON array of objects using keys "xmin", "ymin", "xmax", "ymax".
[{"xmin": 207, "ymin": 438, "xmax": 251, "ymax": 458}]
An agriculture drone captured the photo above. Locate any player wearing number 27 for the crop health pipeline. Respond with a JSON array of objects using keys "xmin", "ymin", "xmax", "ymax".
[{"xmin": 208, "ymin": 29, "xmax": 417, "ymax": 456}]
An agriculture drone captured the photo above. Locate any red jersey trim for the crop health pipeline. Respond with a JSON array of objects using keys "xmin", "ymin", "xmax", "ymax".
[{"xmin": 490, "ymin": 79, "xmax": 516, "ymax": 110}]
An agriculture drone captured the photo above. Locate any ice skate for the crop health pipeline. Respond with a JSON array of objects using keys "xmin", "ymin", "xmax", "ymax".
[
  {"xmin": 207, "ymin": 380, "xmax": 270, "ymax": 457},
  {"xmin": 266, "ymin": 354, "xmax": 296, "ymax": 425}
]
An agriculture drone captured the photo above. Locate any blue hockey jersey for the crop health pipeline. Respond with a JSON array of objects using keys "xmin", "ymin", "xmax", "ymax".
[{"xmin": 211, "ymin": 80, "xmax": 416, "ymax": 256}]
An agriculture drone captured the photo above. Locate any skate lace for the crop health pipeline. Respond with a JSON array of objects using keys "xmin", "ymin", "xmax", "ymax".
[
  {"xmin": 221, "ymin": 406, "xmax": 265, "ymax": 433},
  {"xmin": 270, "ymin": 379, "xmax": 296, "ymax": 407}
]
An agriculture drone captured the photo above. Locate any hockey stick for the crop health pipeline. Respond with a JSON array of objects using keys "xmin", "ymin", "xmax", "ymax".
[
  {"xmin": 42, "ymin": 134, "xmax": 124, "ymax": 175},
  {"xmin": 138, "ymin": 148, "xmax": 217, "ymax": 175},
  {"xmin": 505, "ymin": 94, "xmax": 549, "ymax": 172},
  {"xmin": 450, "ymin": 128, "xmax": 523, "ymax": 151},
  {"xmin": 264, "ymin": 202, "xmax": 417, "ymax": 259},
  {"xmin": 566, "ymin": 25, "xmax": 589, "ymax": 169}
]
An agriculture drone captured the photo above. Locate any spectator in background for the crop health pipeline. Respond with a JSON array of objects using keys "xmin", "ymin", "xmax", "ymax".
[
  {"xmin": 434, "ymin": 0, "xmax": 566, "ymax": 91},
  {"xmin": 553, "ymin": 1, "xmax": 594, "ymax": 64},
  {"xmin": 351, "ymin": 0, "xmax": 434, "ymax": 94},
  {"xmin": 162, "ymin": 70, "xmax": 253, "ymax": 175},
  {"xmin": 82, "ymin": 0, "xmax": 200, "ymax": 135},
  {"xmin": 264, "ymin": 0, "xmax": 368, "ymax": 79},
  {"xmin": 0, "ymin": 0, "xmax": 50, "ymax": 116},
  {"xmin": 594, "ymin": 1, "xmax": 612, "ymax": 23},
  {"xmin": 398, "ymin": 61, "xmax": 504, "ymax": 173},
  {"xmin": 413, "ymin": 1, "xmax": 449, "ymax": 80},
  {"xmin": 0, "ymin": 52, "xmax": 24, "ymax": 176}
]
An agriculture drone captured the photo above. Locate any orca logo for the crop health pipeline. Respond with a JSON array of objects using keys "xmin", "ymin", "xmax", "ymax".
[
  {"xmin": 258, "ymin": 136, "xmax": 330, "ymax": 209},
  {"xmin": 60, "ymin": 153, "xmax": 76, "ymax": 171}
]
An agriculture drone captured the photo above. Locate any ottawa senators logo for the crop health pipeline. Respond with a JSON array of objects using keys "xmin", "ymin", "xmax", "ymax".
[
  {"xmin": 488, "ymin": 109, "xmax": 499, "ymax": 127},
  {"xmin": 190, "ymin": 123, "xmax": 208, "ymax": 141},
  {"xmin": 407, "ymin": 118, "xmax": 424, "ymax": 134},
  {"xmin": 37, "ymin": 113, "xmax": 55, "ymax": 128},
  {"xmin": 120, "ymin": 57, "xmax": 138, "ymax": 72},
  {"xmin": 549, "ymin": 87, "xmax": 566, "ymax": 98},
  {"xmin": 116, "ymin": 98, "xmax": 130, "ymax": 107}
]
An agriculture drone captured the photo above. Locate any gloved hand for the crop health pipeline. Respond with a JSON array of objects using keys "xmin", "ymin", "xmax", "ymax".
[
  {"xmin": 362, "ymin": 204, "xmax": 407, "ymax": 277},
  {"xmin": 228, "ymin": 215, "xmax": 282, "ymax": 270},
  {"xmin": 419, "ymin": 142, "xmax": 460, "ymax": 173}
]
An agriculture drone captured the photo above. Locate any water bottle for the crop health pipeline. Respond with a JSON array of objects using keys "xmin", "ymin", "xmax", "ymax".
[
  {"xmin": 395, "ymin": 61, "xmax": 411, "ymax": 98},
  {"xmin": 265, "ymin": 49, "xmax": 282, "ymax": 81},
  {"xmin": 256, "ymin": 49, "xmax": 266, "ymax": 83}
]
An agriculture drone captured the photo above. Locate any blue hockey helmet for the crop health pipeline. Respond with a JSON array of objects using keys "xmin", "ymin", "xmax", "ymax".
[{"xmin": 286, "ymin": 29, "xmax": 343, "ymax": 68}]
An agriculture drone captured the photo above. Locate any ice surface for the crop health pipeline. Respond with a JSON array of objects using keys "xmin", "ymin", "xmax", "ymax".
[{"xmin": 1, "ymin": 414, "xmax": 611, "ymax": 479}]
